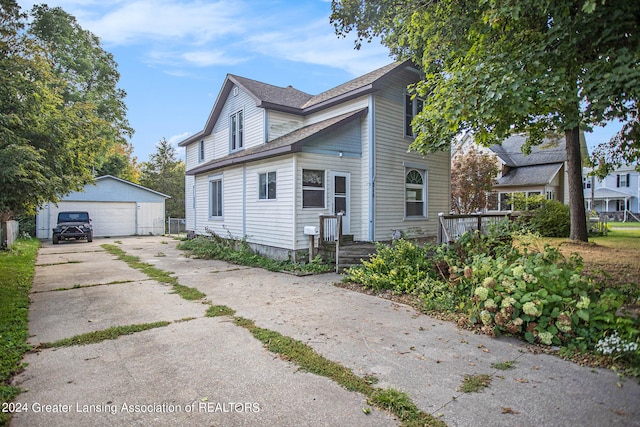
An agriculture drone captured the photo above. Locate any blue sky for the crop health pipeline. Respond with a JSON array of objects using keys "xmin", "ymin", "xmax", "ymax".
[{"xmin": 17, "ymin": 0, "xmax": 621, "ymax": 163}]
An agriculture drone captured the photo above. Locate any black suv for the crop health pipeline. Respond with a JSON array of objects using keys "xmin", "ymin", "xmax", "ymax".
[{"xmin": 52, "ymin": 211, "xmax": 93, "ymax": 244}]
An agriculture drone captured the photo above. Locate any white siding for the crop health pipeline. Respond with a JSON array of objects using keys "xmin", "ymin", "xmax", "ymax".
[
  {"xmin": 245, "ymin": 157, "xmax": 295, "ymax": 249},
  {"xmin": 268, "ymin": 111, "xmax": 304, "ymax": 141},
  {"xmin": 193, "ymin": 167, "xmax": 244, "ymax": 238},
  {"xmin": 211, "ymin": 85, "xmax": 264, "ymax": 156},
  {"xmin": 136, "ymin": 202, "xmax": 166, "ymax": 235},
  {"xmin": 295, "ymin": 153, "xmax": 365, "ymax": 248},
  {"xmin": 305, "ymin": 97, "xmax": 368, "ymax": 126},
  {"xmin": 372, "ymin": 70, "xmax": 451, "ymax": 241}
]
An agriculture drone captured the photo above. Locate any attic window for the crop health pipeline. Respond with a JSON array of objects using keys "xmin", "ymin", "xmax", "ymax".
[
  {"xmin": 230, "ymin": 110, "xmax": 244, "ymax": 152},
  {"xmin": 233, "ymin": 87, "xmax": 239, "ymax": 96}
]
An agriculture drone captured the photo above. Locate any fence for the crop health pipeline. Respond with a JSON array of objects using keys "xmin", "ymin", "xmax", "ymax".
[
  {"xmin": 437, "ymin": 213, "xmax": 513, "ymax": 244},
  {"xmin": 319, "ymin": 214, "xmax": 343, "ymax": 244},
  {"xmin": 167, "ymin": 218, "xmax": 186, "ymax": 235},
  {"xmin": 1, "ymin": 220, "xmax": 19, "ymax": 250}
]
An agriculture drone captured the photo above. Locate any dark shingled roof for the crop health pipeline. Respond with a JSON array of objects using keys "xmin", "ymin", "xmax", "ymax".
[
  {"xmin": 490, "ymin": 134, "xmax": 566, "ymax": 167},
  {"xmin": 186, "ymin": 108, "xmax": 368, "ymax": 176},
  {"xmin": 494, "ymin": 163, "xmax": 563, "ymax": 187},
  {"xmin": 179, "ymin": 60, "xmax": 416, "ymax": 148},
  {"xmin": 228, "ymin": 75, "xmax": 313, "ymax": 109}
]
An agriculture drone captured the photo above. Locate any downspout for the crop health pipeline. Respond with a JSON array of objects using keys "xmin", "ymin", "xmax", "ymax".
[
  {"xmin": 242, "ymin": 164, "xmax": 247, "ymax": 236},
  {"xmin": 368, "ymin": 94, "xmax": 376, "ymax": 241},
  {"xmin": 292, "ymin": 154, "xmax": 297, "ymax": 253}
]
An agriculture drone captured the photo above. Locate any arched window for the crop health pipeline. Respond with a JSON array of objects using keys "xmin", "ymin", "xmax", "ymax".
[{"xmin": 405, "ymin": 169, "xmax": 426, "ymax": 217}]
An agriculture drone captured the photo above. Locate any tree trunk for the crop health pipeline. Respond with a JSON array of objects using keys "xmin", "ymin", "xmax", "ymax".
[{"xmin": 565, "ymin": 127, "xmax": 588, "ymax": 241}]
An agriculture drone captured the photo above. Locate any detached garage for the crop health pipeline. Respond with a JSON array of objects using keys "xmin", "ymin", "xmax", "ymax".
[{"xmin": 36, "ymin": 175, "xmax": 170, "ymax": 239}]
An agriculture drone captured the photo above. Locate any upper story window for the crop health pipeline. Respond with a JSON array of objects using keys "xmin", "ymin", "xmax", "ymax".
[
  {"xmin": 198, "ymin": 140, "xmax": 205, "ymax": 162},
  {"xmin": 230, "ymin": 110, "xmax": 244, "ymax": 152},
  {"xmin": 583, "ymin": 176, "xmax": 591, "ymax": 189},
  {"xmin": 404, "ymin": 93, "xmax": 424, "ymax": 138},
  {"xmin": 617, "ymin": 173, "xmax": 630, "ymax": 188},
  {"xmin": 259, "ymin": 171, "xmax": 277, "ymax": 200}
]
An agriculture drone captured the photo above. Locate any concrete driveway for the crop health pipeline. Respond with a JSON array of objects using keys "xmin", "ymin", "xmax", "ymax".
[{"xmin": 10, "ymin": 236, "xmax": 640, "ymax": 426}]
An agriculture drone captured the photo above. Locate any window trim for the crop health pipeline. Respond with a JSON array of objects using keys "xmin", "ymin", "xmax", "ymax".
[
  {"xmin": 198, "ymin": 140, "xmax": 205, "ymax": 163},
  {"xmin": 208, "ymin": 174, "xmax": 223, "ymax": 220},
  {"xmin": 302, "ymin": 169, "xmax": 326, "ymax": 209},
  {"xmin": 258, "ymin": 171, "xmax": 277, "ymax": 201},
  {"xmin": 230, "ymin": 110, "xmax": 244, "ymax": 152},
  {"xmin": 404, "ymin": 93, "xmax": 424, "ymax": 138},
  {"xmin": 404, "ymin": 167, "xmax": 427, "ymax": 218}
]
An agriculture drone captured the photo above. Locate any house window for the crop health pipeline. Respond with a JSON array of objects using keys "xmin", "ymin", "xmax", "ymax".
[
  {"xmin": 198, "ymin": 140, "xmax": 205, "ymax": 162},
  {"xmin": 499, "ymin": 193, "xmax": 512, "ymax": 211},
  {"xmin": 405, "ymin": 168, "xmax": 426, "ymax": 217},
  {"xmin": 259, "ymin": 171, "xmax": 277, "ymax": 200},
  {"xmin": 209, "ymin": 175, "xmax": 223, "ymax": 218},
  {"xmin": 404, "ymin": 93, "xmax": 424, "ymax": 137},
  {"xmin": 546, "ymin": 190, "xmax": 557, "ymax": 200},
  {"xmin": 617, "ymin": 173, "xmax": 630, "ymax": 188},
  {"xmin": 302, "ymin": 169, "xmax": 325, "ymax": 208},
  {"xmin": 583, "ymin": 176, "xmax": 591, "ymax": 189},
  {"xmin": 230, "ymin": 110, "xmax": 244, "ymax": 151}
]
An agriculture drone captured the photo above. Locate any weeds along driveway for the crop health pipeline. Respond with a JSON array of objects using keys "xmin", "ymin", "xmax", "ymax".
[
  {"xmin": 11, "ymin": 237, "xmax": 396, "ymax": 427},
  {"xmin": 11, "ymin": 236, "xmax": 640, "ymax": 427}
]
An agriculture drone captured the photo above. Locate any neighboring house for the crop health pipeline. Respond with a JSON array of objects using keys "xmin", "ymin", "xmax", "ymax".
[
  {"xmin": 36, "ymin": 175, "xmax": 170, "ymax": 239},
  {"xmin": 179, "ymin": 61, "xmax": 451, "ymax": 260},
  {"xmin": 583, "ymin": 164, "xmax": 640, "ymax": 221},
  {"xmin": 489, "ymin": 133, "xmax": 590, "ymax": 211},
  {"xmin": 452, "ymin": 132, "xmax": 588, "ymax": 212}
]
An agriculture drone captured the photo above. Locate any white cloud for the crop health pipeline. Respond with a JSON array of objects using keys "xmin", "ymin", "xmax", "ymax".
[
  {"xmin": 82, "ymin": 0, "xmax": 244, "ymax": 46},
  {"xmin": 245, "ymin": 18, "xmax": 392, "ymax": 76},
  {"xmin": 168, "ymin": 132, "xmax": 191, "ymax": 149}
]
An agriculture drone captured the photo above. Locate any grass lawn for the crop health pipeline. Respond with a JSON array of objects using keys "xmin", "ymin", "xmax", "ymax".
[
  {"xmin": 607, "ymin": 221, "xmax": 640, "ymax": 229},
  {"xmin": 0, "ymin": 239, "xmax": 39, "ymax": 426},
  {"xmin": 533, "ymin": 228, "xmax": 640, "ymax": 288}
]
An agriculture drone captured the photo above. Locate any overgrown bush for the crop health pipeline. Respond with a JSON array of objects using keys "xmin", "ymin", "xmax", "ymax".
[
  {"xmin": 177, "ymin": 230, "xmax": 332, "ymax": 274},
  {"xmin": 511, "ymin": 194, "xmax": 571, "ymax": 237},
  {"xmin": 345, "ymin": 233, "xmax": 640, "ymax": 365}
]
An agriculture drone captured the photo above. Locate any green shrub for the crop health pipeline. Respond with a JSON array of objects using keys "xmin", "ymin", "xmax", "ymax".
[
  {"xmin": 528, "ymin": 200, "xmax": 571, "ymax": 237},
  {"xmin": 345, "ymin": 231, "xmax": 640, "ymax": 362},
  {"xmin": 177, "ymin": 230, "xmax": 332, "ymax": 274}
]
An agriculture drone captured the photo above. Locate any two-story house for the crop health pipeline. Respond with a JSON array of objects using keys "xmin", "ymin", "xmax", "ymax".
[
  {"xmin": 583, "ymin": 164, "xmax": 639, "ymax": 221},
  {"xmin": 179, "ymin": 61, "xmax": 450, "ymax": 260}
]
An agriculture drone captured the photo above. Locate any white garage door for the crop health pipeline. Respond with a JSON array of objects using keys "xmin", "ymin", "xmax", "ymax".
[{"xmin": 53, "ymin": 201, "xmax": 137, "ymax": 237}]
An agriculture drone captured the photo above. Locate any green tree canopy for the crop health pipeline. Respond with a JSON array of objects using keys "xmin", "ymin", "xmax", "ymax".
[
  {"xmin": 28, "ymin": 5, "xmax": 137, "ymax": 180},
  {"xmin": 140, "ymin": 138, "xmax": 185, "ymax": 219},
  {"xmin": 0, "ymin": 1, "xmax": 135, "ymax": 218},
  {"xmin": 331, "ymin": 0, "xmax": 639, "ymax": 241}
]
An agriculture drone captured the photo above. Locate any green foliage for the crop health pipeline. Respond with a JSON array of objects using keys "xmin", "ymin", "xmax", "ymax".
[
  {"xmin": 178, "ymin": 231, "xmax": 333, "ymax": 274},
  {"xmin": 0, "ymin": 239, "xmax": 39, "ymax": 425},
  {"xmin": 459, "ymin": 374, "xmax": 492, "ymax": 393},
  {"xmin": 332, "ymin": 0, "xmax": 640, "ymax": 241},
  {"xmin": 0, "ymin": 3, "xmax": 137, "ymax": 218},
  {"xmin": 206, "ymin": 305, "xmax": 236, "ymax": 317},
  {"xmin": 40, "ymin": 322, "xmax": 171, "ymax": 348},
  {"xmin": 345, "ymin": 232, "xmax": 640, "ymax": 368},
  {"xmin": 101, "ymin": 244, "xmax": 206, "ymax": 300},
  {"xmin": 512, "ymin": 197, "xmax": 571, "ymax": 238},
  {"xmin": 140, "ymin": 138, "xmax": 186, "ymax": 218},
  {"xmin": 527, "ymin": 201, "xmax": 571, "ymax": 238}
]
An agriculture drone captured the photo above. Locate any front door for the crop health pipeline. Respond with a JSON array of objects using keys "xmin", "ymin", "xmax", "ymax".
[{"xmin": 331, "ymin": 172, "xmax": 350, "ymax": 235}]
